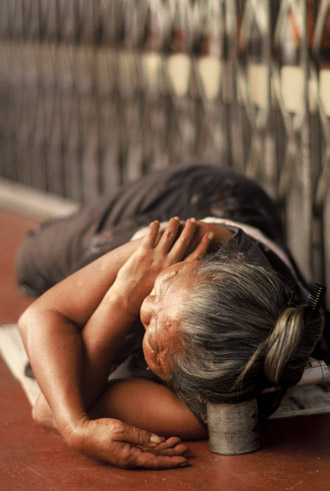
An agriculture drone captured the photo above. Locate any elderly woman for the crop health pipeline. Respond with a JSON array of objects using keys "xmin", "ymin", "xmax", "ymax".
[{"xmin": 17, "ymin": 164, "xmax": 326, "ymax": 469}]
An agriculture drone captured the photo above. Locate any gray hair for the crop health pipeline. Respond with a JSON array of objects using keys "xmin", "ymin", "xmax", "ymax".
[{"xmin": 167, "ymin": 252, "xmax": 324, "ymax": 415}]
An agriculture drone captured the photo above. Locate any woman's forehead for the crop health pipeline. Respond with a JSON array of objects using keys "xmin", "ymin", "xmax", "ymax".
[{"xmin": 158, "ymin": 260, "xmax": 200, "ymax": 284}]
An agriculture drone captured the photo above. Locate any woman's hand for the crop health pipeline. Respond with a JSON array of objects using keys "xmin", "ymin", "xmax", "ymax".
[
  {"xmin": 68, "ymin": 418, "xmax": 189, "ymax": 469},
  {"xmin": 112, "ymin": 217, "xmax": 212, "ymax": 317}
]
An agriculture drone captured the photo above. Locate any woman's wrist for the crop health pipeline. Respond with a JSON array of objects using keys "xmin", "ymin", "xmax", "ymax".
[
  {"xmin": 61, "ymin": 413, "xmax": 91, "ymax": 451},
  {"xmin": 105, "ymin": 284, "xmax": 141, "ymax": 319}
]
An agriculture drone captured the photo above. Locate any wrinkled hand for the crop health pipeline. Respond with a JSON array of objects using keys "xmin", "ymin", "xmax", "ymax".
[
  {"xmin": 70, "ymin": 418, "xmax": 189, "ymax": 469},
  {"xmin": 112, "ymin": 217, "xmax": 212, "ymax": 316}
]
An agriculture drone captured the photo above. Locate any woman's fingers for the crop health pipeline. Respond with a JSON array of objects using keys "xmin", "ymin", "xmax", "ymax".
[
  {"xmin": 131, "ymin": 448, "xmax": 188, "ymax": 469},
  {"xmin": 138, "ymin": 436, "xmax": 189, "ymax": 456},
  {"xmin": 156, "ymin": 217, "xmax": 181, "ymax": 252},
  {"xmin": 153, "ymin": 446, "xmax": 189, "ymax": 457},
  {"xmin": 152, "ymin": 436, "xmax": 187, "ymax": 451},
  {"xmin": 112, "ymin": 420, "xmax": 163, "ymax": 447},
  {"xmin": 185, "ymin": 231, "xmax": 214, "ymax": 261},
  {"xmin": 112, "ymin": 422, "xmax": 188, "ymax": 469},
  {"xmin": 149, "ymin": 217, "xmax": 211, "ymax": 261},
  {"xmin": 143, "ymin": 220, "xmax": 161, "ymax": 248},
  {"xmin": 166, "ymin": 217, "xmax": 198, "ymax": 260}
]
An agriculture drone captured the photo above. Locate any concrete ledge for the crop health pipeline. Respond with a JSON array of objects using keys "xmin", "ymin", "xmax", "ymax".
[{"xmin": 0, "ymin": 178, "xmax": 79, "ymax": 220}]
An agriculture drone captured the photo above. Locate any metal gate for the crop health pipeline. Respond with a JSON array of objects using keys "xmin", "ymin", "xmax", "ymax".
[{"xmin": 0, "ymin": 1, "xmax": 329, "ymax": 305}]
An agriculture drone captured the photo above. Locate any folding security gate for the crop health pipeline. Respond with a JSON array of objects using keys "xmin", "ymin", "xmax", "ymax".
[{"xmin": 0, "ymin": 0, "xmax": 329, "ymax": 305}]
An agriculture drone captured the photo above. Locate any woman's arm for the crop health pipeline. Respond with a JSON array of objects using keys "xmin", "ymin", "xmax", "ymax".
[
  {"xmin": 20, "ymin": 234, "xmax": 175, "ymax": 467},
  {"xmin": 89, "ymin": 378, "xmax": 208, "ymax": 440},
  {"xmin": 19, "ymin": 218, "xmax": 211, "ymax": 468},
  {"xmin": 19, "ymin": 238, "xmax": 156, "ymax": 465}
]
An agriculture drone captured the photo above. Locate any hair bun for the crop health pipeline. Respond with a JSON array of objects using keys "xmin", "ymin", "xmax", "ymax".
[
  {"xmin": 264, "ymin": 301, "xmax": 324, "ymax": 387},
  {"xmin": 263, "ymin": 306, "xmax": 303, "ymax": 386}
]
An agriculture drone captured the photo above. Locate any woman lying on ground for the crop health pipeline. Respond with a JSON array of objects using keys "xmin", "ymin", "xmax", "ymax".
[{"xmin": 17, "ymin": 164, "xmax": 327, "ymax": 469}]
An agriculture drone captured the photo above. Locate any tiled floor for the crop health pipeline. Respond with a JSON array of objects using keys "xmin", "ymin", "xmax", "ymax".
[{"xmin": 1, "ymin": 207, "xmax": 330, "ymax": 490}]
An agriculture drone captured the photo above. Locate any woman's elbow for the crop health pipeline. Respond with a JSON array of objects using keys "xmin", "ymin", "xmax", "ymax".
[
  {"xmin": 18, "ymin": 307, "xmax": 35, "ymax": 346},
  {"xmin": 18, "ymin": 305, "xmax": 46, "ymax": 362},
  {"xmin": 32, "ymin": 394, "xmax": 57, "ymax": 431}
]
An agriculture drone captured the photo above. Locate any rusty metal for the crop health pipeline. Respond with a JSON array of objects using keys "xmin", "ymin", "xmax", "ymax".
[{"xmin": 207, "ymin": 399, "xmax": 260, "ymax": 455}]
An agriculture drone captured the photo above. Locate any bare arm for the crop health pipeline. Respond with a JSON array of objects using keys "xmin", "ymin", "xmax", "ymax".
[
  {"xmin": 89, "ymin": 378, "xmax": 208, "ymax": 440},
  {"xmin": 19, "ymin": 218, "xmax": 212, "ymax": 468},
  {"xmin": 19, "ymin": 238, "xmax": 143, "ymax": 430}
]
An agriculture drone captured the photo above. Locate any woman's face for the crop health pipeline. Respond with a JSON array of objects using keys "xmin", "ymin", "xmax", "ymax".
[{"xmin": 140, "ymin": 260, "xmax": 200, "ymax": 380}]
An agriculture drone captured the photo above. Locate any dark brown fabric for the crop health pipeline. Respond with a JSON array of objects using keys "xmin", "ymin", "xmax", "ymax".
[{"xmin": 16, "ymin": 163, "xmax": 285, "ymax": 296}]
